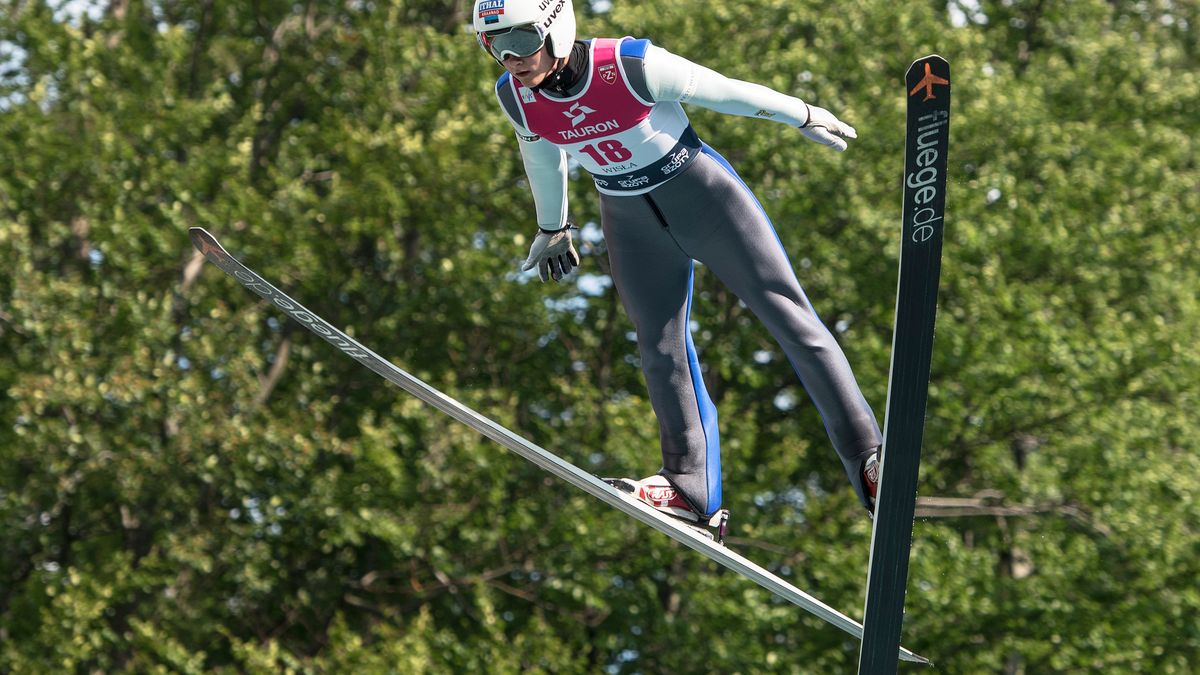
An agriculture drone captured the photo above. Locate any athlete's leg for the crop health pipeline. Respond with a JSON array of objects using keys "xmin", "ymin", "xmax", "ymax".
[
  {"xmin": 648, "ymin": 150, "xmax": 882, "ymax": 508},
  {"xmin": 600, "ymin": 194, "xmax": 723, "ymax": 517}
]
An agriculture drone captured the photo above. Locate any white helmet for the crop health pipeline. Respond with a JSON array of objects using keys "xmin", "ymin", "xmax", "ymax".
[{"xmin": 473, "ymin": 0, "xmax": 577, "ymax": 61}]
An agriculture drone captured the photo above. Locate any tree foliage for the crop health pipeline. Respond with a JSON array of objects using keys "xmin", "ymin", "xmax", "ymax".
[{"xmin": 1, "ymin": 0, "xmax": 1196, "ymax": 672}]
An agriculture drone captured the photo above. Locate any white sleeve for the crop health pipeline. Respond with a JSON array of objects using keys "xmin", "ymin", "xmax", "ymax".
[
  {"xmin": 494, "ymin": 88, "xmax": 570, "ymax": 230},
  {"xmin": 641, "ymin": 45, "xmax": 812, "ymax": 128},
  {"xmin": 516, "ymin": 134, "xmax": 570, "ymax": 230}
]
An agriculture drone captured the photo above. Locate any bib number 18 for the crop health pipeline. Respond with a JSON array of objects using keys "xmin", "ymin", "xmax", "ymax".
[{"xmin": 579, "ymin": 140, "xmax": 632, "ymax": 166}]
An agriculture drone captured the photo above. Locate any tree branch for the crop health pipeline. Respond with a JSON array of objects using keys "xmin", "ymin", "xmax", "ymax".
[
  {"xmin": 915, "ymin": 491, "xmax": 1111, "ymax": 537},
  {"xmin": 254, "ymin": 337, "xmax": 292, "ymax": 407}
]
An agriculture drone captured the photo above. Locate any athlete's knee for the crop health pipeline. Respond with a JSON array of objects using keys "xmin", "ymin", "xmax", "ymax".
[
  {"xmin": 774, "ymin": 315, "xmax": 839, "ymax": 353},
  {"xmin": 638, "ymin": 338, "xmax": 687, "ymax": 368},
  {"xmin": 755, "ymin": 292, "xmax": 823, "ymax": 335}
]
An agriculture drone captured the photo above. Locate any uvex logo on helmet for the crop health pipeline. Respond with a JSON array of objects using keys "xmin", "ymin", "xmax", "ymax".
[{"xmin": 540, "ymin": 0, "xmax": 567, "ymax": 29}]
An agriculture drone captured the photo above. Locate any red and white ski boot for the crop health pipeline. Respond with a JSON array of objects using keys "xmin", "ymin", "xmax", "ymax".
[{"xmin": 604, "ymin": 475, "xmax": 730, "ymax": 544}]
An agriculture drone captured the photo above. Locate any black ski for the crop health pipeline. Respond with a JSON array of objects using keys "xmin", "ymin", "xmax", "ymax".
[{"xmin": 858, "ymin": 54, "xmax": 951, "ymax": 674}]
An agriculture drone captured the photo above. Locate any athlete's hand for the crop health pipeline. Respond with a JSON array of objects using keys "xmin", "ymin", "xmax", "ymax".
[
  {"xmin": 521, "ymin": 226, "xmax": 580, "ymax": 282},
  {"xmin": 799, "ymin": 104, "xmax": 857, "ymax": 151}
]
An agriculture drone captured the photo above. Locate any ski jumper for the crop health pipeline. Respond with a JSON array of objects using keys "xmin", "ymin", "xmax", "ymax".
[{"xmin": 495, "ymin": 38, "xmax": 882, "ymax": 517}]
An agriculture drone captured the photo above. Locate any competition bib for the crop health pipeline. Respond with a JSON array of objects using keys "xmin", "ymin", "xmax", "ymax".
[{"xmin": 510, "ymin": 38, "xmax": 700, "ymax": 195}]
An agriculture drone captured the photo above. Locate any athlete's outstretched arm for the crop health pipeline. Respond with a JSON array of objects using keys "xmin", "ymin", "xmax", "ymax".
[{"xmin": 640, "ymin": 45, "xmax": 857, "ymax": 151}]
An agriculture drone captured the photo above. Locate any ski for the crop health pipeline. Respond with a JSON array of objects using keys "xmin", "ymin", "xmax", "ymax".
[
  {"xmin": 858, "ymin": 55, "xmax": 951, "ymax": 674},
  {"xmin": 189, "ymin": 227, "xmax": 928, "ymax": 665}
]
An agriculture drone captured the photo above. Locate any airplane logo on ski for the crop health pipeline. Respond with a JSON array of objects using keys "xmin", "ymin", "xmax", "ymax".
[{"xmin": 909, "ymin": 62, "xmax": 949, "ymax": 101}]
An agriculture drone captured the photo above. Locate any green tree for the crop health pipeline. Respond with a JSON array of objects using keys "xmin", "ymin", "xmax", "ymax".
[{"xmin": 1, "ymin": 0, "xmax": 1196, "ymax": 672}]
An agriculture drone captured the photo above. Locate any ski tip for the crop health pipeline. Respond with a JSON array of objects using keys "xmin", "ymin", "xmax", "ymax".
[
  {"xmin": 899, "ymin": 648, "xmax": 933, "ymax": 666},
  {"xmin": 188, "ymin": 227, "xmax": 212, "ymax": 248},
  {"xmin": 905, "ymin": 55, "xmax": 950, "ymax": 83},
  {"xmin": 905, "ymin": 55, "xmax": 952, "ymax": 104},
  {"xmin": 909, "ymin": 53, "xmax": 948, "ymax": 66},
  {"xmin": 188, "ymin": 227, "xmax": 232, "ymax": 263}
]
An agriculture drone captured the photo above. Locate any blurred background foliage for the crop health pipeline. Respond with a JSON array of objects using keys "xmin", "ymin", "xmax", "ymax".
[{"xmin": 1, "ymin": 0, "xmax": 1197, "ymax": 672}]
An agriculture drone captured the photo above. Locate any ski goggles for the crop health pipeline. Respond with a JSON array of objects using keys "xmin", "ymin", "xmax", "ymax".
[{"xmin": 480, "ymin": 24, "xmax": 546, "ymax": 61}]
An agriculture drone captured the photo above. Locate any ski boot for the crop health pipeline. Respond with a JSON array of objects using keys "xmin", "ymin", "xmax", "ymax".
[
  {"xmin": 604, "ymin": 474, "xmax": 730, "ymax": 544},
  {"xmin": 862, "ymin": 450, "xmax": 881, "ymax": 518}
]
